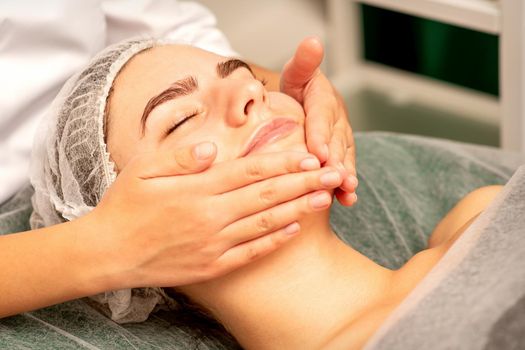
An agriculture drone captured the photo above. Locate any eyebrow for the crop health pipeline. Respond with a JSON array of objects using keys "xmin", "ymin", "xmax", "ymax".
[
  {"xmin": 216, "ymin": 58, "xmax": 255, "ymax": 79},
  {"xmin": 140, "ymin": 58, "xmax": 255, "ymax": 135}
]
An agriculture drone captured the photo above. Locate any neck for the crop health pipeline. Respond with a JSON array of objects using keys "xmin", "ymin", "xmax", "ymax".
[{"xmin": 178, "ymin": 210, "xmax": 396, "ymax": 349}]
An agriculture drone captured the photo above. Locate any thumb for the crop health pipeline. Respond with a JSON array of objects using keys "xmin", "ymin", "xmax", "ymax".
[
  {"xmin": 127, "ymin": 142, "xmax": 217, "ymax": 179},
  {"xmin": 281, "ymin": 36, "xmax": 324, "ymax": 102}
]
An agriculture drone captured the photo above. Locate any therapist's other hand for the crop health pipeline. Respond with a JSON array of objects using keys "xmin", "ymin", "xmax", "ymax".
[
  {"xmin": 280, "ymin": 37, "xmax": 357, "ymax": 206},
  {"xmin": 85, "ymin": 142, "xmax": 341, "ymax": 290}
]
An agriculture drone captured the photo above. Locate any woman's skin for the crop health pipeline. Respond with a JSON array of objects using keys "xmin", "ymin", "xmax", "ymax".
[{"xmin": 107, "ymin": 44, "xmax": 502, "ymax": 349}]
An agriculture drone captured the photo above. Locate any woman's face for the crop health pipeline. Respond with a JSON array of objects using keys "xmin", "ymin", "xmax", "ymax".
[{"xmin": 106, "ymin": 44, "xmax": 307, "ymax": 170}]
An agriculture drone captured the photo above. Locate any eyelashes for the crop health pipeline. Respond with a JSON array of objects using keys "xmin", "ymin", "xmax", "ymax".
[
  {"xmin": 165, "ymin": 109, "xmax": 199, "ymax": 136},
  {"xmin": 258, "ymin": 77, "xmax": 268, "ymax": 86}
]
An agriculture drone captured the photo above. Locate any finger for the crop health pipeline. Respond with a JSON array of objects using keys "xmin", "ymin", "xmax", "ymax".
[
  {"xmin": 324, "ymin": 107, "xmax": 356, "ymax": 179},
  {"xmin": 334, "ymin": 129, "xmax": 358, "ymax": 199},
  {"xmin": 220, "ymin": 190, "xmax": 332, "ymax": 247},
  {"xmin": 340, "ymin": 113, "xmax": 356, "ymax": 178},
  {"xmin": 335, "ymin": 145, "xmax": 358, "ymax": 197},
  {"xmin": 325, "ymin": 121, "xmax": 348, "ymax": 170},
  {"xmin": 335, "ymin": 188, "xmax": 358, "ymax": 207},
  {"xmin": 206, "ymin": 151, "xmax": 321, "ymax": 193},
  {"xmin": 216, "ymin": 166, "xmax": 342, "ymax": 223},
  {"xmin": 303, "ymin": 90, "xmax": 337, "ymax": 163},
  {"xmin": 128, "ymin": 142, "xmax": 217, "ymax": 179},
  {"xmin": 342, "ymin": 144, "xmax": 357, "ymax": 178},
  {"xmin": 331, "ymin": 124, "xmax": 357, "ymax": 194},
  {"xmin": 281, "ymin": 36, "xmax": 324, "ymax": 101},
  {"xmin": 214, "ymin": 222, "xmax": 301, "ymax": 274},
  {"xmin": 340, "ymin": 174, "xmax": 358, "ymax": 193}
]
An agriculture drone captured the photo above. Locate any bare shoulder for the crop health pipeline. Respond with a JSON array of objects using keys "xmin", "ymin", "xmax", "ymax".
[
  {"xmin": 428, "ymin": 185, "xmax": 503, "ymax": 248},
  {"xmin": 321, "ymin": 185, "xmax": 505, "ymax": 350},
  {"xmin": 320, "ymin": 301, "xmax": 399, "ymax": 350}
]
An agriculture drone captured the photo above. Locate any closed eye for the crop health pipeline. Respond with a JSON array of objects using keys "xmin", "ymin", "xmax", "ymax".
[{"xmin": 165, "ymin": 111, "xmax": 199, "ymax": 136}]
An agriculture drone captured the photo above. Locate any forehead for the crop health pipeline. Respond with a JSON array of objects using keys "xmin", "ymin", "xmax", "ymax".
[
  {"xmin": 118, "ymin": 44, "xmax": 221, "ymax": 87},
  {"xmin": 110, "ymin": 44, "xmax": 222, "ymax": 122}
]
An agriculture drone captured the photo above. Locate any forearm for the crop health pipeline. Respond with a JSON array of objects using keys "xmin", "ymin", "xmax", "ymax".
[{"xmin": 0, "ymin": 216, "xmax": 112, "ymax": 318}]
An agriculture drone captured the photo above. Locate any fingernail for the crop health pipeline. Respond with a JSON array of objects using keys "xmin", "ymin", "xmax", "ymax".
[
  {"xmin": 284, "ymin": 222, "xmax": 300, "ymax": 235},
  {"xmin": 309, "ymin": 191, "xmax": 332, "ymax": 209},
  {"xmin": 346, "ymin": 175, "xmax": 358, "ymax": 189},
  {"xmin": 300, "ymin": 157, "xmax": 320, "ymax": 171},
  {"xmin": 351, "ymin": 193, "xmax": 358, "ymax": 203},
  {"xmin": 320, "ymin": 171, "xmax": 341, "ymax": 187},
  {"xmin": 194, "ymin": 142, "xmax": 215, "ymax": 160}
]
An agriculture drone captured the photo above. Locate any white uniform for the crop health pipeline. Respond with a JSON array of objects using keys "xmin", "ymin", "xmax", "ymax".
[{"xmin": 0, "ymin": 0, "xmax": 236, "ymax": 204}]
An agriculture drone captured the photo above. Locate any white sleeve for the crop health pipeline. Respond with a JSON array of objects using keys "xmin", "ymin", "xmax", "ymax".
[
  {"xmin": 0, "ymin": 0, "xmax": 107, "ymax": 204},
  {"xmin": 102, "ymin": 0, "xmax": 239, "ymax": 57}
]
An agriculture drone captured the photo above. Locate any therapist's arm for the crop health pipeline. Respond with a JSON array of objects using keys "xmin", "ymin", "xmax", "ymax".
[
  {"xmin": 0, "ymin": 218, "xmax": 106, "ymax": 318},
  {"xmin": 0, "ymin": 143, "xmax": 339, "ymax": 318},
  {"xmin": 249, "ymin": 37, "xmax": 358, "ymax": 206}
]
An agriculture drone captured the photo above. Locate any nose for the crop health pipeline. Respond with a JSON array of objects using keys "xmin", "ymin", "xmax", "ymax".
[{"xmin": 225, "ymin": 78, "xmax": 268, "ymax": 127}]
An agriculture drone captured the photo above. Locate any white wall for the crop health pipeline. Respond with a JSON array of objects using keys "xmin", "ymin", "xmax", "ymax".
[{"xmin": 197, "ymin": 0, "xmax": 326, "ymax": 71}]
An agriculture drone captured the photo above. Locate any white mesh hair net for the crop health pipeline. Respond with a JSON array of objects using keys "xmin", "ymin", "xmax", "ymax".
[{"xmin": 29, "ymin": 37, "xmax": 179, "ymax": 323}]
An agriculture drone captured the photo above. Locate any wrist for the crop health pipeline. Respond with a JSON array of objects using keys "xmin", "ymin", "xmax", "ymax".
[{"xmin": 66, "ymin": 212, "xmax": 122, "ymax": 296}]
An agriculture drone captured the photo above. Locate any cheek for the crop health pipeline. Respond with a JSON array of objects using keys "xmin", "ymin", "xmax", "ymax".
[
  {"xmin": 268, "ymin": 92, "xmax": 305, "ymax": 123},
  {"xmin": 159, "ymin": 130, "xmax": 234, "ymax": 164},
  {"xmin": 186, "ymin": 123, "xmax": 248, "ymax": 164},
  {"xmin": 106, "ymin": 131, "xmax": 135, "ymax": 173}
]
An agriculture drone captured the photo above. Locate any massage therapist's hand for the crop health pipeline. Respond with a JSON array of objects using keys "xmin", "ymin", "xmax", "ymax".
[
  {"xmin": 84, "ymin": 142, "xmax": 342, "ymax": 290},
  {"xmin": 280, "ymin": 37, "xmax": 357, "ymax": 206}
]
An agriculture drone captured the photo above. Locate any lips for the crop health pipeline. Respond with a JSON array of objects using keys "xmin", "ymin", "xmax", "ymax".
[{"xmin": 241, "ymin": 118, "xmax": 298, "ymax": 157}]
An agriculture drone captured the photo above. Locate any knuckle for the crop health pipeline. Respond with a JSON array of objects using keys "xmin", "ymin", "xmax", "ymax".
[
  {"xmin": 256, "ymin": 212, "xmax": 276, "ymax": 232},
  {"xmin": 245, "ymin": 162, "xmax": 265, "ymax": 179},
  {"xmin": 246, "ymin": 246, "xmax": 260, "ymax": 261},
  {"xmin": 259, "ymin": 184, "xmax": 277, "ymax": 204}
]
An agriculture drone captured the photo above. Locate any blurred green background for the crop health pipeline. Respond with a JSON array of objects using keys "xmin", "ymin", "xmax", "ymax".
[
  {"xmin": 348, "ymin": 4, "xmax": 500, "ymax": 146},
  {"xmin": 362, "ymin": 5, "xmax": 499, "ymax": 96}
]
